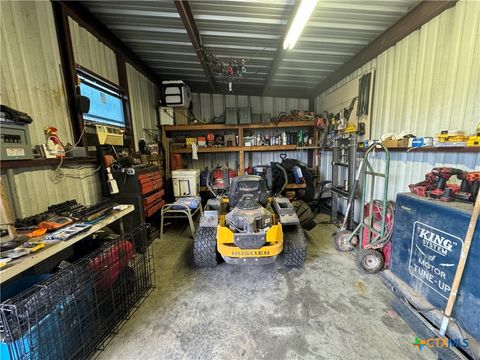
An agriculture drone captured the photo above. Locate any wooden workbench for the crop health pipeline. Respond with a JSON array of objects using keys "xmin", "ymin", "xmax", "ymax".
[{"xmin": 0, "ymin": 204, "xmax": 134, "ymax": 285}]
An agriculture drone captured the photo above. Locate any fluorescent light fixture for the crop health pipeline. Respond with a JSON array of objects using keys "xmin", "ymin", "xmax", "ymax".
[{"xmin": 283, "ymin": 0, "xmax": 319, "ymax": 50}]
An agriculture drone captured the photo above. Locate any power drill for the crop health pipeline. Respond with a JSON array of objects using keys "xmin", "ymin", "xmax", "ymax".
[
  {"xmin": 456, "ymin": 171, "xmax": 480, "ymax": 202},
  {"xmin": 429, "ymin": 167, "xmax": 463, "ymax": 200},
  {"xmin": 408, "ymin": 172, "xmax": 437, "ymax": 197}
]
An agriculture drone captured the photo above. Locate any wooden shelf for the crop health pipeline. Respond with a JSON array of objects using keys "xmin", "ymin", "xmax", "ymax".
[
  {"xmin": 244, "ymin": 145, "xmax": 297, "ymax": 152},
  {"xmin": 169, "ymin": 144, "xmax": 316, "ymax": 154},
  {"xmin": 0, "ymin": 157, "xmax": 98, "ymax": 169},
  {"xmin": 162, "ymin": 120, "xmax": 319, "ymax": 174},
  {"xmin": 286, "ymin": 183, "xmax": 307, "ymax": 189},
  {"xmin": 169, "ymin": 146, "xmax": 239, "ymax": 154},
  {"xmin": 163, "ymin": 120, "xmax": 315, "ymax": 132},
  {"xmin": 324, "ymin": 146, "xmax": 480, "ymax": 153}
]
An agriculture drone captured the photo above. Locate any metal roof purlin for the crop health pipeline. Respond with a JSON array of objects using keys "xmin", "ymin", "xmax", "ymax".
[
  {"xmin": 262, "ymin": 1, "xmax": 301, "ymax": 96},
  {"xmin": 174, "ymin": 0, "xmax": 216, "ymax": 92}
]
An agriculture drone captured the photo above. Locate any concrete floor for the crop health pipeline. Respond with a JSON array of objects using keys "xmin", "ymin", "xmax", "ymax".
[{"xmin": 99, "ymin": 216, "xmax": 435, "ymax": 360}]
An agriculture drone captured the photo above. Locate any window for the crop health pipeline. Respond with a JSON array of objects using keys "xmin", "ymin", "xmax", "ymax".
[{"xmin": 78, "ymin": 71, "xmax": 126, "ymax": 127}]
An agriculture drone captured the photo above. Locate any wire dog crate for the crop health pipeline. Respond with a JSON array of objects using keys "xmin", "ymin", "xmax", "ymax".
[{"xmin": 0, "ymin": 224, "xmax": 154, "ymax": 360}]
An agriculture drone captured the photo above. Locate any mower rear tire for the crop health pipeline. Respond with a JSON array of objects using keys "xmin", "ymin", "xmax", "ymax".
[
  {"xmin": 283, "ymin": 225, "xmax": 307, "ymax": 267},
  {"xmin": 357, "ymin": 248, "xmax": 384, "ymax": 274},
  {"xmin": 193, "ymin": 227, "xmax": 218, "ymax": 267},
  {"xmin": 293, "ymin": 201, "xmax": 317, "ymax": 231}
]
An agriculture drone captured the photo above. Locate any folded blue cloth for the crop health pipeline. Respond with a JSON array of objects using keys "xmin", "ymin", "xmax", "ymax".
[{"xmin": 172, "ymin": 196, "xmax": 201, "ymax": 210}]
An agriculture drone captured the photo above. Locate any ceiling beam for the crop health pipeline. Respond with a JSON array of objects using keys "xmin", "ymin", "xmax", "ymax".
[
  {"xmin": 174, "ymin": 0, "xmax": 216, "ymax": 92},
  {"xmin": 311, "ymin": 0, "xmax": 458, "ymax": 97},
  {"xmin": 262, "ymin": 2, "xmax": 300, "ymax": 96},
  {"xmin": 188, "ymin": 82, "xmax": 311, "ymax": 99}
]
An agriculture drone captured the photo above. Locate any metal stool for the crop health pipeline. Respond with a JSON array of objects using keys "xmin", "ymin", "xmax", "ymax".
[{"xmin": 160, "ymin": 201, "xmax": 203, "ymax": 239}]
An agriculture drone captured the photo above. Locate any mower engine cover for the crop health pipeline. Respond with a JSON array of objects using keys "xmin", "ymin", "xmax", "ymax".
[{"xmin": 225, "ymin": 196, "xmax": 273, "ymax": 249}]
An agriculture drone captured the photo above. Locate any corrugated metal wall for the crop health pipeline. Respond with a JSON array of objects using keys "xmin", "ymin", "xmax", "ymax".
[
  {"xmin": 1, "ymin": 0, "xmax": 73, "ymax": 145},
  {"xmin": 371, "ymin": 0, "xmax": 479, "ymax": 138},
  {"xmin": 69, "ymin": 17, "xmax": 119, "ymax": 85},
  {"xmin": 182, "ymin": 150, "xmax": 310, "ymax": 173},
  {"xmin": 316, "ymin": 0, "xmax": 480, "ymax": 137},
  {"xmin": 319, "ymin": 150, "xmax": 479, "ymax": 221},
  {"xmin": 315, "ymin": 0, "xmax": 480, "ymax": 206},
  {"xmin": 0, "ymin": 1, "xmax": 103, "ymax": 220},
  {"xmin": 191, "ymin": 93, "xmax": 310, "ymax": 122},
  {"xmin": 126, "ymin": 63, "xmax": 160, "ymax": 150},
  {"xmin": 5, "ymin": 166, "xmax": 102, "ymax": 218}
]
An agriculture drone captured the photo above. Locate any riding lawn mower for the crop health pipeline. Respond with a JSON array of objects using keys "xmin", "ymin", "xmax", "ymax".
[{"xmin": 193, "ymin": 163, "xmax": 307, "ymax": 267}]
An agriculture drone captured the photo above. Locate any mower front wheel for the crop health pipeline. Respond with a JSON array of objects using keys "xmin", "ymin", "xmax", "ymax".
[
  {"xmin": 193, "ymin": 227, "xmax": 219, "ymax": 267},
  {"xmin": 283, "ymin": 225, "xmax": 307, "ymax": 267}
]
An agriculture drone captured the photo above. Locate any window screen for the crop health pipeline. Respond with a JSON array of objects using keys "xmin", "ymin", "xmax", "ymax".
[{"xmin": 78, "ymin": 73, "xmax": 125, "ymax": 127}]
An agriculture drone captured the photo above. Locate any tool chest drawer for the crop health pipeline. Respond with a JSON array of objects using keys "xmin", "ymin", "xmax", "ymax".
[
  {"xmin": 144, "ymin": 189, "xmax": 165, "ymax": 207},
  {"xmin": 140, "ymin": 178, "xmax": 163, "ymax": 194},
  {"xmin": 145, "ymin": 199, "xmax": 165, "ymax": 217},
  {"xmin": 138, "ymin": 173, "xmax": 162, "ymax": 185}
]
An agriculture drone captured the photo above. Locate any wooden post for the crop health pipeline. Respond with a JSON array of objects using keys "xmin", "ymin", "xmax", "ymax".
[
  {"xmin": 0, "ymin": 179, "xmax": 16, "ymax": 238},
  {"xmin": 239, "ymin": 150, "xmax": 245, "ymax": 175},
  {"xmin": 238, "ymin": 127, "xmax": 244, "ymax": 174},
  {"xmin": 439, "ymin": 189, "xmax": 480, "ymax": 336}
]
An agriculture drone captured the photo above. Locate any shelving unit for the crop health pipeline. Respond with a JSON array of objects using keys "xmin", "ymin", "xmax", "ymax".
[
  {"xmin": 163, "ymin": 120, "xmax": 314, "ymax": 132},
  {"xmin": 0, "ymin": 157, "xmax": 98, "ymax": 169},
  {"xmin": 331, "ymin": 136, "xmax": 358, "ymax": 229},
  {"xmin": 324, "ymin": 146, "xmax": 480, "ymax": 153},
  {"xmin": 162, "ymin": 121, "xmax": 319, "ymax": 175}
]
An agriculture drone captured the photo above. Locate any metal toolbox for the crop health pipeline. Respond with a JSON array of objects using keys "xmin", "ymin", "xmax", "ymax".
[
  {"xmin": 261, "ymin": 113, "xmax": 271, "ymax": 123},
  {"xmin": 238, "ymin": 107, "xmax": 251, "ymax": 124},
  {"xmin": 390, "ymin": 193, "xmax": 480, "ymax": 341},
  {"xmin": 225, "ymin": 107, "xmax": 237, "ymax": 124}
]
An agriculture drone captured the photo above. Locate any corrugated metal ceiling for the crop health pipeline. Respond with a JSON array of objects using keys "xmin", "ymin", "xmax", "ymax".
[{"xmin": 83, "ymin": 0, "xmax": 420, "ymax": 95}]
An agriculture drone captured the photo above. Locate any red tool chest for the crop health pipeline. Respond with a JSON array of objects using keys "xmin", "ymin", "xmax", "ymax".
[{"xmin": 112, "ymin": 165, "xmax": 165, "ymax": 231}]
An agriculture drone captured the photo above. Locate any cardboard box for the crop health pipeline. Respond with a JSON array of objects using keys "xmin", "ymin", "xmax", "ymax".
[
  {"xmin": 382, "ymin": 138, "xmax": 408, "ymax": 148},
  {"xmin": 225, "ymin": 107, "xmax": 238, "ymax": 124},
  {"xmin": 410, "ymin": 137, "xmax": 433, "ymax": 148},
  {"xmin": 174, "ymin": 108, "xmax": 191, "ymax": 125},
  {"xmin": 159, "ymin": 106, "xmax": 174, "ymax": 125}
]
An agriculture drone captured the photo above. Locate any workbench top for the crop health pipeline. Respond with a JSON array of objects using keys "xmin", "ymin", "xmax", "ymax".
[{"xmin": 0, "ymin": 205, "xmax": 134, "ymax": 285}]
